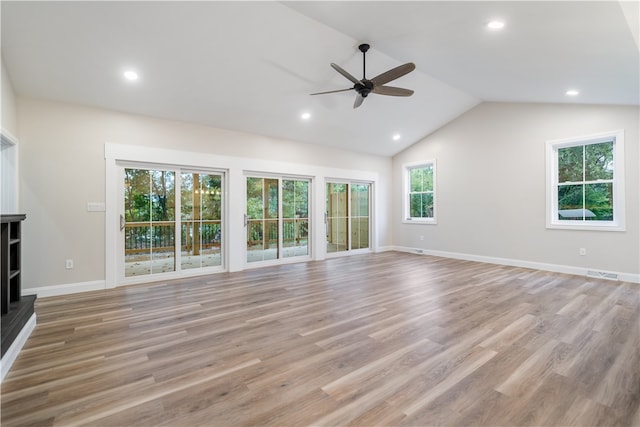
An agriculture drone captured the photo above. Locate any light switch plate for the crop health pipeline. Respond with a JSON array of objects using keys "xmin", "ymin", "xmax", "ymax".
[{"xmin": 87, "ymin": 202, "xmax": 105, "ymax": 212}]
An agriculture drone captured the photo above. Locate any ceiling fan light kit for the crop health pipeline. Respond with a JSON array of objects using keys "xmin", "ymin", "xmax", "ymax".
[{"xmin": 311, "ymin": 43, "xmax": 415, "ymax": 109}]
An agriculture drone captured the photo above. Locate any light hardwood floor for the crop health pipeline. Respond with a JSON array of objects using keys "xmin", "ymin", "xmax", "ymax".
[{"xmin": 2, "ymin": 252, "xmax": 639, "ymax": 426}]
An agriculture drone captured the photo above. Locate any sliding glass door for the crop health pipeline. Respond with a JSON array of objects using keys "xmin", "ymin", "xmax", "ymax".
[
  {"xmin": 326, "ymin": 181, "xmax": 371, "ymax": 253},
  {"xmin": 246, "ymin": 176, "xmax": 310, "ymax": 264},
  {"xmin": 123, "ymin": 166, "xmax": 224, "ymax": 279}
]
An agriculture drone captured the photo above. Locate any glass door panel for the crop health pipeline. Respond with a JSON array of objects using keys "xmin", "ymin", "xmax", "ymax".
[
  {"xmin": 247, "ymin": 177, "xmax": 280, "ymax": 263},
  {"xmin": 264, "ymin": 178, "xmax": 279, "ymax": 261},
  {"xmin": 124, "ymin": 168, "xmax": 176, "ymax": 277},
  {"xmin": 326, "ymin": 181, "xmax": 371, "ymax": 253},
  {"xmin": 326, "ymin": 183, "xmax": 348, "ymax": 253},
  {"xmin": 247, "ymin": 176, "xmax": 310, "ymax": 263},
  {"xmin": 181, "ymin": 173, "xmax": 223, "ymax": 270},
  {"xmin": 350, "ymin": 184, "xmax": 370, "ymax": 250},
  {"xmin": 246, "ymin": 177, "xmax": 264, "ymax": 263},
  {"xmin": 283, "ymin": 180, "xmax": 309, "ymax": 258}
]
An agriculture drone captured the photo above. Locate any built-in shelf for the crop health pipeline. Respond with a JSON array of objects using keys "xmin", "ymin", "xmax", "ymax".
[{"xmin": 1, "ymin": 214, "xmax": 36, "ymax": 359}]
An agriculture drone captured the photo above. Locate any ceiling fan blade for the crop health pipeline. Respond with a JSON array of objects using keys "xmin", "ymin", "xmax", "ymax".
[
  {"xmin": 371, "ymin": 63, "xmax": 416, "ymax": 86},
  {"xmin": 310, "ymin": 88, "xmax": 354, "ymax": 96},
  {"xmin": 372, "ymin": 85, "xmax": 414, "ymax": 97},
  {"xmin": 353, "ymin": 94, "xmax": 365, "ymax": 109},
  {"xmin": 331, "ymin": 63, "xmax": 361, "ymax": 85}
]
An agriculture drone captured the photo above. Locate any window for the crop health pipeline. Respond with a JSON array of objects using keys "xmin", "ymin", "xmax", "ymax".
[
  {"xmin": 403, "ymin": 161, "xmax": 436, "ymax": 223},
  {"xmin": 546, "ymin": 130, "xmax": 625, "ymax": 231}
]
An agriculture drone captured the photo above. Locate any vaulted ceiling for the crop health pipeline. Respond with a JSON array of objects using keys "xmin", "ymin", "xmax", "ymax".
[{"xmin": 2, "ymin": 1, "xmax": 638, "ymax": 156}]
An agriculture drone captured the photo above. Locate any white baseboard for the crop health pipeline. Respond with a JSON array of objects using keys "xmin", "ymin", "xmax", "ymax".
[
  {"xmin": 18, "ymin": 249, "xmax": 640, "ymax": 300},
  {"xmin": 22, "ymin": 280, "xmax": 106, "ymax": 298},
  {"xmin": 393, "ymin": 246, "xmax": 640, "ymax": 284},
  {"xmin": 1, "ymin": 313, "xmax": 36, "ymax": 383}
]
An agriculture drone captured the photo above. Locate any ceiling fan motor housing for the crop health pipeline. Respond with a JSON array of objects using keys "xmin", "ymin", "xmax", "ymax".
[{"xmin": 355, "ymin": 80, "xmax": 373, "ymax": 97}]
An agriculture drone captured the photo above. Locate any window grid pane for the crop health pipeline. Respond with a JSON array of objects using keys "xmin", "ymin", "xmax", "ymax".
[
  {"xmin": 181, "ymin": 172, "xmax": 223, "ymax": 270},
  {"xmin": 407, "ymin": 164, "xmax": 434, "ymax": 220},
  {"xmin": 556, "ymin": 140, "xmax": 615, "ymax": 222},
  {"xmin": 585, "ymin": 142, "xmax": 614, "ymax": 181}
]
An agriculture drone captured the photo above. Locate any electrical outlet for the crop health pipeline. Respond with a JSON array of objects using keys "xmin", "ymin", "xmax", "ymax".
[
  {"xmin": 579, "ymin": 248, "xmax": 586, "ymax": 256},
  {"xmin": 420, "ymin": 235, "xmax": 424, "ymax": 241},
  {"xmin": 66, "ymin": 259, "xmax": 74, "ymax": 269}
]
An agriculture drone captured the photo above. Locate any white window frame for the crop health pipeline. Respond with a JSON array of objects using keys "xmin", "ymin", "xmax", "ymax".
[
  {"xmin": 403, "ymin": 160, "xmax": 437, "ymax": 224},
  {"xmin": 546, "ymin": 130, "xmax": 625, "ymax": 231}
]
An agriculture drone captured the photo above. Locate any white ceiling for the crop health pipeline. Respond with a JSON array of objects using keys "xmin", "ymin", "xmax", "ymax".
[{"xmin": 2, "ymin": 1, "xmax": 638, "ymax": 157}]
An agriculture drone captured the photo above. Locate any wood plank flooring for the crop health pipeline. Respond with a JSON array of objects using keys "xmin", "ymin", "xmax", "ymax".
[{"xmin": 2, "ymin": 252, "xmax": 639, "ymax": 426}]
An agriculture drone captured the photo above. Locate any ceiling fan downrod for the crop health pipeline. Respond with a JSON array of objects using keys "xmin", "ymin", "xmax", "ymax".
[
  {"xmin": 359, "ymin": 43, "xmax": 370, "ymax": 79},
  {"xmin": 357, "ymin": 43, "xmax": 372, "ymax": 97}
]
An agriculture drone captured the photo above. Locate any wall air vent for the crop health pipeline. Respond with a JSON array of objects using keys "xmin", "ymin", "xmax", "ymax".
[{"xmin": 587, "ymin": 270, "xmax": 619, "ymax": 281}]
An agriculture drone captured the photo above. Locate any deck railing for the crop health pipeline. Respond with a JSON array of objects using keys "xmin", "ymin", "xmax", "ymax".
[
  {"xmin": 124, "ymin": 221, "xmax": 221, "ymax": 254},
  {"xmin": 125, "ymin": 218, "xmax": 309, "ymax": 254},
  {"xmin": 247, "ymin": 218, "xmax": 308, "ymax": 246}
]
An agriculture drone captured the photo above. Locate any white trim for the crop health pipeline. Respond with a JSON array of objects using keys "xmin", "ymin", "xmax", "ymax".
[
  {"xmin": 105, "ymin": 143, "xmax": 380, "ymax": 288},
  {"xmin": 22, "ymin": 280, "xmax": 106, "ymax": 298},
  {"xmin": 243, "ymin": 254, "xmax": 314, "ymax": 270},
  {"xmin": 402, "ymin": 159, "xmax": 437, "ymax": 224},
  {"xmin": 325, "ymin": 247, "xmax": 373, "ymax": 259},
  {"xmin": 0, "ymin": 128, "xmax": 19, "ymax": 146},
  {"xmin": 1, "ymin": 128, "xmax": 20, "ymax": 213},
  {"xmin": 545, "ymin": 130, "xmax": 625, "ymax": 231},
  {"xmin": 0, "ymin": 313, "xmax": 36, "ymax": 383},
  {"xmin": 393, "ymin": 246, "xmax": 640, "ymax": 284},
  {"xmin": 117, "ymin": 267, "xmax": 226, "ymax": 287}
]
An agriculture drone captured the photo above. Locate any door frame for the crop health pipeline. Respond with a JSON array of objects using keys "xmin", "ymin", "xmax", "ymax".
[
  {"xmin": 115, "ymin": 162, "xmax": 227, "ymax": 286},
  {"xmin": 243, "ymin": 172, "xmax": 313, "ymax": 268},
  {"xmin": 105, "ymin": 143, "xmax": 381, "ymax": 289},
  {"xmin": 325, "ymin": 179, "xmax": 374, "ymax": 257}
]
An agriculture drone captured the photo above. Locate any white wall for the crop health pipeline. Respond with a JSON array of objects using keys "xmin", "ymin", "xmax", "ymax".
[
  {"xmin": 16, "ymin": 97, "xmax": 640, "ymax": 293},
  {"xmin": 17, "ymin": 97, "xmax": 392, "ymax": 292},
  {"xmin": 393, "ymin": 102, "xmax": 640, "ymax": 279}
]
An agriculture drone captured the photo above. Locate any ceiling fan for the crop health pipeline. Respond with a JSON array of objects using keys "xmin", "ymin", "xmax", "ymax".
[{"xmin": 311, "ymin": 43, "xmax": 416, "ymax": 109}]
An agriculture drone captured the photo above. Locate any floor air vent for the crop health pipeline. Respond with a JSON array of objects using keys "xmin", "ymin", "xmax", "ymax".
[{"xmin": 587, "ymin": 270, "xmax": 619, "ymax": 281}]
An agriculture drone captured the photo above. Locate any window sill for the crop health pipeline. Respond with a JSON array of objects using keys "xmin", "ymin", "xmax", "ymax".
[
  {"xmin": 546, "ymin": 221, "xmax": 625, "ymax": 232},
  {"xmin": 402, "ymin": 218, "xmax": 437, "ymax": 225}
]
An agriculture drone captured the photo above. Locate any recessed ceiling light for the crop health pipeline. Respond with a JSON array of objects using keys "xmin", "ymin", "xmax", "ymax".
[
  {"xmin": 487, "ymin": 20, "xmax": 505, "ymax": 30},
  {"xmin": 123, "ymin": 70, "xmax": 139, "ymax": 81},
  {"xmin": 392, "ymin": 134, "xmax": 401, "ymax": 141},
  {"xmin": 566, "ymin": 89, "xmax": 580, "ymax": 96},
  {"xmin": 301, "ymin": 112, "xmax": 311, "ymax": 120}
]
